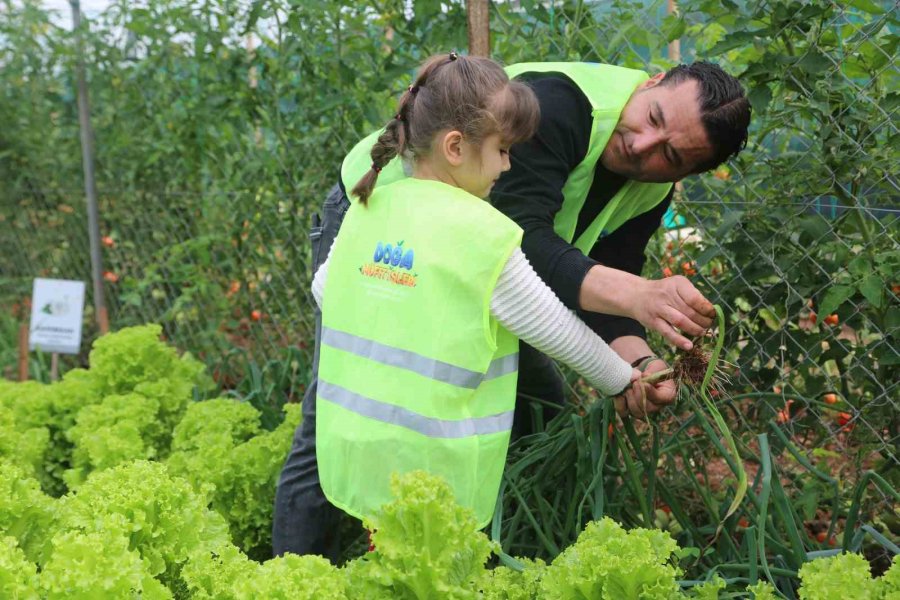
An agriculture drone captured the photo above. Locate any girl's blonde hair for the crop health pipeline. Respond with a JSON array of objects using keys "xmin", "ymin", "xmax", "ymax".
[{"xmin": 353, "ymin": 53, "xmax": 540, "ymax": 205}]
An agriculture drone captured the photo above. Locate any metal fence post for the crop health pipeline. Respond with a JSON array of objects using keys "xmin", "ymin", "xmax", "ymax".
[{"xmin": 69, "ymin": 0, "xmax": 109, "ymax": 335}]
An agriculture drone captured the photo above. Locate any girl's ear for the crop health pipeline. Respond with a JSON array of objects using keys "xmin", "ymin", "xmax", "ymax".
[{"xmin": 439, "ymin": 130, "xmax": 465, "ymax": 166}]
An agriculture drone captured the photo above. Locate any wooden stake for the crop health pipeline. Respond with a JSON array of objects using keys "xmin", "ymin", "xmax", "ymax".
[
  {"xmin": 466, "ymin": 0, "xmax": 490, "ymax": 57},
  {"xmin": 667, "ymin": 0, "xmax": 684, "ymax": 200},
  {"xmin": 18, "ymin": 324, "xmax": 29, "ymax": 381},
  {"xmin": 51, "ymin": 353, "xmax": 60, "ymax": 382},
  {"xmin": 98, "ymin": 305, "xmax": 109, "ymax": 335},
  {"xmin": 667, "ymin": 0, "xmax": 681, "ymax": 62}
]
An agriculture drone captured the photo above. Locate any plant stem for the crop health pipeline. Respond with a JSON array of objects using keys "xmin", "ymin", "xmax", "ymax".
[{"xmin": 639, "ymin": 367, "xmax": 674, "ymax": 385}]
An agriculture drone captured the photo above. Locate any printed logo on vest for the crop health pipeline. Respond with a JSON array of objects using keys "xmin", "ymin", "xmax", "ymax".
[{"xmin": 359, "ymin": 240, "xmax": 418, "ymax": 287}]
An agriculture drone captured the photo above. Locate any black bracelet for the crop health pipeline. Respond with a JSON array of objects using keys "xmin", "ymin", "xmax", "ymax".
[
  {"xmin": 630, "ymin": 355, "xmax": 653, "ymax": 368},
  {"xmin": 631, "ymin": 355, "xmax": 661, "ymax": 370}
]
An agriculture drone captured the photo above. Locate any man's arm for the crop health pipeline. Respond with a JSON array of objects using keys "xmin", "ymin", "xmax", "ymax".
[
  {"xmin": 493, "ymin": 74, "xmax": 713, "ymax": 353},
  {"xmin": 491, "ymin": 75, "xmax": 598, "ymax": 310},
  {"xmin": 580, "ymin": 194, "xmax": 672, "ymax": 343}
]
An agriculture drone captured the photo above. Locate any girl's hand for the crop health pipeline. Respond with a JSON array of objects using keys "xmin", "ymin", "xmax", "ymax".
[
  {"xmin": 613, "ymin": 359, "xmax": 675, "ymax": 419},
  {"xmin": 629, "ymin": 367, "xmax": 642, "ymax": 386}
]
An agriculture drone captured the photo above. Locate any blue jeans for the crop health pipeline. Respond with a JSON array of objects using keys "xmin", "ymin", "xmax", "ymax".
[
  {"xmin": 271, "ymin": 184, "xmax": 565, "ymax": 561},
  {"xmin": 272, "ymin": 184, "xmax": 350, "ymax": 561}
]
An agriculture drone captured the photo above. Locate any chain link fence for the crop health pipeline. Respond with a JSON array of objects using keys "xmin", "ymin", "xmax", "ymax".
[
  {"xmin": 1, "ymin": 0, "xmax": 897, "ymax": 574},
  {"xmin": 484, "ymin": 0, "xmax": 898, "ymax": 569}
]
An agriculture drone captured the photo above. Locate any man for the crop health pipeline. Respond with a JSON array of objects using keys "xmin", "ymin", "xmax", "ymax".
[
  {"xmin": 492, "ymin": 61, "xmax": 750, "ymax": 429},
  {"xmin": 273, "ymin": 60, "xmax": 751, "ymax": 560}
]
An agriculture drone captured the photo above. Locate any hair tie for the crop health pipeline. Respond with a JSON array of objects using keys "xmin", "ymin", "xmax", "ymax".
[
  {"xmin": 394, "ymin": 113, "xmax": 403, "ymax": 121},
  {"xmin": 371, "ymin": 163, "xmax": 382, "ymax": 174},
  {"xmin": 407, "ymin": 84, "xmax": 419, "ymax": 94},
  {"xmin": 449, "ymin": 51, "xmax": 459, "ymax": 61}
]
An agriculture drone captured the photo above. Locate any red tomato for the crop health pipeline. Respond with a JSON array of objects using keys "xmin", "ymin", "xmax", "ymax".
[
  {"xmin": 824, "ymin": 314, "xmax": 839, "ymax": 326},
  {"xmin": 103, "ymin": 271, "xmax": 118, "ymax": 283},
  {"xmin": 681, "ymin": 262, "xmax": 696, "ymax": 276},
  {"xmin": 823, "ymin": 393, "xmax": 838, "ymax": 405},
  {"xmin": 250, "ymin": 310, "xmax": 262, "ymax": 322}
]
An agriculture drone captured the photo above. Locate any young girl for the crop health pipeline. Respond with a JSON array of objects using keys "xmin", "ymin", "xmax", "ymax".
[{"xmin": 313, "ymin": 53, "xmax": 640, "ymax": 527}]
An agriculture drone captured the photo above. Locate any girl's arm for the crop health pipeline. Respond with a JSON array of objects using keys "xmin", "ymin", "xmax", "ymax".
[
  {"xmin": 311, "ymin": 250, "xmax": 331, "ymax": 308},
  {"xmin": 491, "ymin": 248, "xmax": 639, "ymax": 396},
  {"xmin": 314, "ymin": 245, "xmax": 636, "ymax": 395}
]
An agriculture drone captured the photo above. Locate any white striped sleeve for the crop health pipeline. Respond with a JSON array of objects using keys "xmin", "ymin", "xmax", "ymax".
[
  {"xmin": 490, "ymin": 247, "xmax": 633, "ymax": 396},
  {"xmin": 311, "ymin": 249, "xmax": 331, "ymax": 308}
]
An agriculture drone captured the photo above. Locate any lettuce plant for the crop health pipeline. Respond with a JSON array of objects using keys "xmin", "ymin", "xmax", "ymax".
[
  {"xmin": 86, "ymin": 324, "xmax": 210, "ymax": 397},
  {"xmin": 235, "ymin": 553, "xmax": 349, "ymax": 599},
  {"xmin": 166, "ymin": 400, "xmax": 301, "ymax": 555},
  {"xmin": 0, "ymin": 461, "xmax": 57, "ymax": 563},
  {"xmin": 58, "ymin": 460, "xmax": 230, "ymax": 582},
  {"xmin": 479, "ymin": 559, "xmax": 546, "ymax": 600},
  {"xmin": 39, "ymin": 525, "xmax": 173, "ymax": 599},
  {"xmin": 182, "ymin": 544, "xmax": 258, "ymax": 600},
  {"xmin": 63, "ymin": 393, "xmax": 161, "ymax": 488},
  {"xmin": 690, "ymin": 577, "xmax": 726, "ymax": 599},
  {"xmin": 0, "ymin": 536, "xmax": 39, "ymax": 600},
  {"xmin": 539, "ymin": 518, "xmax": 682, "ymax": 600},
  {"xmin": 797, "ymin": 552, "xmax": 881, "ymax": 600},
  {"xmin": 169, "ymin": 397, "xmax": 262, "ymax": 453},
  {"xmin": 185, "ymin": 543, "xmax": 349, "ymax": 599},
  {"xmin": 0, "ymin": 403, "xmax": 49, "ymax": 483},
  {"xmin": 745, "ymin": 581, "xmax": 778, "ymax": 599},
  {"xmin": 350, "ymin": 470, "xmax": 497, "ymax": 600}
]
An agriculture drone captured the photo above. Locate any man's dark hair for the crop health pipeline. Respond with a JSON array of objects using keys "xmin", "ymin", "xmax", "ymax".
[{"xmin": 660, "ymin": 62, "xmax": 751, "ymax": 173}]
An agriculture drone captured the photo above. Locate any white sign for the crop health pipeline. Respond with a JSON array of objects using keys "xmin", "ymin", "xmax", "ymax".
[{"xmin": 29, "ymin": 278, "xmax": 86, "ymax": 355}]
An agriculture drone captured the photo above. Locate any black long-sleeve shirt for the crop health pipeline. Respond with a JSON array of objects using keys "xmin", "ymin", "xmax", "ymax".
[{"xmin": 490, "ymin": 74, "xmax": 673, "ymax": 343}]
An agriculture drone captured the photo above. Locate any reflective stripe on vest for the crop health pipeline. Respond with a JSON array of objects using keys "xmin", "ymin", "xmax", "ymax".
[
  {"xmin": 317, "ymin": 177, "xmax": 523, "ymax": 527},
  {"xmin": 321, "ymin": 326, "xmax": 518, "ymax": 389},
  {"xmin": 319, "ymin": 380, "xmax": 515, "ymax": 438},
  {"xmin": 341, "ymin": 63, "xmax": 672, "ymax": 256}
]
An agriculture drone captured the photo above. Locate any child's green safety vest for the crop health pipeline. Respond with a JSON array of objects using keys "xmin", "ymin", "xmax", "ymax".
[
  {"xmin": 317, "ymin": 177, "xmax": 523, "ymax": 527},
  {"xmin": 341, "ymin": 62, "xmax": 672, "ymax": 255}
]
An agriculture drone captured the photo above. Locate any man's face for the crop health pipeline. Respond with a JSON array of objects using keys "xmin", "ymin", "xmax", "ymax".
[{"xmin": 600, "ymin": 76, "xmax": 713, "ymax": 183}]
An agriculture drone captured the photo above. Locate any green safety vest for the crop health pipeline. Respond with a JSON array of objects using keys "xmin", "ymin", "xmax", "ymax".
[
  {"xmin": 341, "ymin": 62, "xmax": 672, "ymax": 255},
  {"xmin": 317, "ymin": 177, "xmax": 523, "ymax": 527}
]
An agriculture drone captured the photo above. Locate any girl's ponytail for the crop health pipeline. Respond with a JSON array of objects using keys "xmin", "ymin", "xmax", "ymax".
[
  {"xmin": 352, "ymin": 52, "xmax": 540, "ymax": 205},
  {"xmin": 351, "ymin": 85, "xmax": 416, "ymax": 206}
]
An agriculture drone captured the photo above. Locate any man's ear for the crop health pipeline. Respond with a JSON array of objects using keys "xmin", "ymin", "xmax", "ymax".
[
  {"xmin": 641, "ymin": 73, "xmax": 666, "ymax": 89},
  {"xmin": 439, "ymin": 130, "xmax": 465, "ymax": 166}
]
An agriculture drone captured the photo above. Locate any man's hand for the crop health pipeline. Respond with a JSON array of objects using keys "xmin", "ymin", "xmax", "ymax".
[
  {"xmin": 633, "ymin": 275, "xmax": 714, "ymax": 351},
  {"xmin": 579, "ymin": 265, "xmax": 714, "ymax": 351}
]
